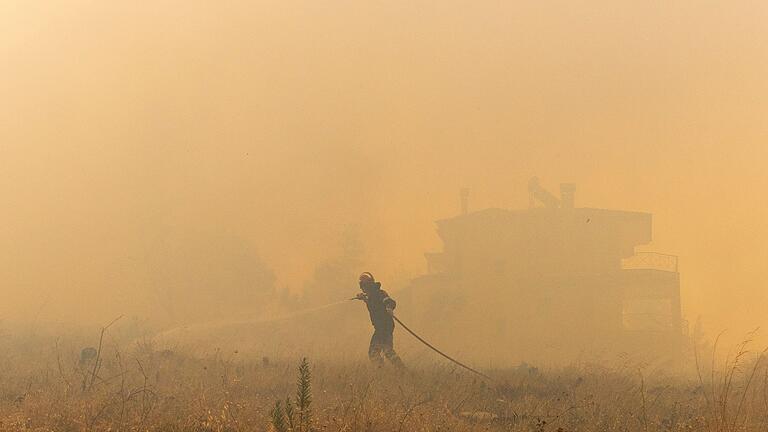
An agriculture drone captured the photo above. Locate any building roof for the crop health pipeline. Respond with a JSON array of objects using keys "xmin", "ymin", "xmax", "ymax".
[{"xmin": 434, "ymin": 206, "xmax": 653, "ymax": 251}]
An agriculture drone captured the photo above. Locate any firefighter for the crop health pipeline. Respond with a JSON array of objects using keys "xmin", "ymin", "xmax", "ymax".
[{"xmin": 354, "ymin": 272, "xmax": 405, "ymax": 368}]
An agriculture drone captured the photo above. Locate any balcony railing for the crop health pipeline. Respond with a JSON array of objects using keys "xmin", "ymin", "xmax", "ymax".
[{"xmin": 622, "ymin": 252, "xmax": 678, "ymax": 273}]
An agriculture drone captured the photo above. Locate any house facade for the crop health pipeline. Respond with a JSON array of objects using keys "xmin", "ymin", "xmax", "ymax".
[{"xmin": 399, "ymin": 180, "xmax": 683, "ymax": 364}]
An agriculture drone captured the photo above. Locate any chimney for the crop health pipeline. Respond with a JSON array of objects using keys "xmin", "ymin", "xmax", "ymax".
[
  {"xmin": 460, "ymin": 188, "xmax": 470, "ymax": 215},
  {"xmin": 560, "ymin": 183, "xmax": 576, "ymax": 208}
]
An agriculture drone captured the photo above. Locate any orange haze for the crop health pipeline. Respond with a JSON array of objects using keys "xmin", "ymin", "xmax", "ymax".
[{"xmin": 1, "ymin": 1, "xmax": 767, "ymax": 342}]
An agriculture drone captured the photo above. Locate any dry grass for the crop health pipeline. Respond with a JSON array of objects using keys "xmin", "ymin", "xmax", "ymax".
[{"xmin": 1, "ymin": 325, "xmax": 767, "ymax": 432}]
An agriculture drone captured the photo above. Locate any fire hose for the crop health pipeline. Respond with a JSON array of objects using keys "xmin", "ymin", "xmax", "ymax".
[{"xmin": 350, "ymin": 298, "xmax": 493, "ymax": 381}]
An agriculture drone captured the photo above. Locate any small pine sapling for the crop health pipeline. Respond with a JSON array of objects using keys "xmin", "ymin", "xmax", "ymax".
[
  {"xmin": 296, "ymin": 357, "xmax": 313, "ymax": 432},
  {"xmin": 270, "ymin": 400, "xmax": 287, "ymax": 432}
]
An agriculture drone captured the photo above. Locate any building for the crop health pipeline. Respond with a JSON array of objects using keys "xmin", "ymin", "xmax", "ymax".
[{"xmin": 400, "ymin": 179, "xmax": 683, "ymax": 364}]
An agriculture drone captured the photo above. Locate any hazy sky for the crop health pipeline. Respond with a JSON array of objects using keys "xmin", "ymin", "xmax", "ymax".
[{"xmin": 1, "ymin": 1, "xmax": 767, "ymax": 336}]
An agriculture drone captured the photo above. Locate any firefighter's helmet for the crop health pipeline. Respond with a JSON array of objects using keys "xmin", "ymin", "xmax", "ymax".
[{"xmin": 359, "ymin": 272, "xmax": 375, "ymax": 285}]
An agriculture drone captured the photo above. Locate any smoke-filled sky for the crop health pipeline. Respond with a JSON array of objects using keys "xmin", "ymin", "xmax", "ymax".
[{"xmin": 1, "ymin": 1, "xmax": 767, "ymax": 336}]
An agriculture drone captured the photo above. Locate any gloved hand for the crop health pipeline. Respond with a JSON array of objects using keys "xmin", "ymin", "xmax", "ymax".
[
  {"xmin": 386, "ymin": 307, "xmax": 394, "ymax": 316},
  {"xmin": 354, "ymin": 292, "xmax": 367, "ymax": 301}
]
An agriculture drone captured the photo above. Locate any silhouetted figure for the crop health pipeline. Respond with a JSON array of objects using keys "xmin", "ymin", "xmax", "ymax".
[
  {"xmin": 354, "ymin": 272, "xmax": 404, "ymax": 368},
  {"xmin": 79, "ymin": 347, "xmax": 97, "ymax": 366}
]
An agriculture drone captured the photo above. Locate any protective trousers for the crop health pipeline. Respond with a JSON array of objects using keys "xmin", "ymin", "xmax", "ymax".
[{"xmin": 369, "ymin": 326, "xmax": 404, "ymax": 368}]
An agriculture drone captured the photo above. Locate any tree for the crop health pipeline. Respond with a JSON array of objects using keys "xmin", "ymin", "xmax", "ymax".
[
  {"xmin": 148, "ymin": 229, "xmax": 275, "ymax": 323},
  {"xmin": 301, "ymin": 225, "xmax": 364, "ymax": 306}
]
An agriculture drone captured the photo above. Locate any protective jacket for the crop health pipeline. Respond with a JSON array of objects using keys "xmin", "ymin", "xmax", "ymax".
[{"xmin": 362, "ymin": 282, "xmax": 396, "ymax": 330}]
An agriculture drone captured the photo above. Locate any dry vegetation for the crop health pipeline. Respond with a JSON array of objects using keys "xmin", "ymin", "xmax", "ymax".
[{"xmin": 1, "ymin": 324, "xmax": 767, "ymax": 432}]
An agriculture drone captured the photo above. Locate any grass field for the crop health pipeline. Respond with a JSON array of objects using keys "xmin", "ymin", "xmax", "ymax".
[{"xmin": 0, "ymin": 323, "xmax": 766, "ymax": 432}]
